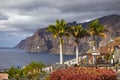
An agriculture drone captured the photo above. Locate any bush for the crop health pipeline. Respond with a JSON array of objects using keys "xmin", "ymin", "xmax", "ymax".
[
  {"xmin": 49, "ymin": 67, "xmax": 117, "ymax": 80},
  {"xmin": 7, "ymin": 67, "xmax": 23, "ymax": 80},
  {"xmin": 7, "ymin": 62, "xmax": 46, "ymax": 80}
]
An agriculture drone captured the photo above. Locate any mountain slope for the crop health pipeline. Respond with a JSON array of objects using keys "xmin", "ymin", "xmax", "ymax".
[{"xmin": 15, "ymin": 14, "xmax": 120, "ymax": 54}]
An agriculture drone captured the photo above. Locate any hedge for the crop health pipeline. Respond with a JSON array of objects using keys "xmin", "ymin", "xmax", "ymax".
[{"xmin": 49, "ymin": 67, "xmax": 117, "ymax": 80}]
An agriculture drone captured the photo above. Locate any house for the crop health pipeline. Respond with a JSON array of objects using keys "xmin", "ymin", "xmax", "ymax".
[{"xmin": 0, "ymin": 73, "xmax": 8, "ymax": 80}]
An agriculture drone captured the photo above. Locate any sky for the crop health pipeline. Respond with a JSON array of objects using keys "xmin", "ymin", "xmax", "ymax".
[{"xmin": 0, "ymin": 0, "xmax": 120, "ymax": 47}]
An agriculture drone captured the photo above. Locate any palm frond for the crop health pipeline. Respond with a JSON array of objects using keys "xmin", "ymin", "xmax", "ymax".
[
  {"xmin": 61, "ymin": 19, "xmax": 66, "ymax": 27},
  {"xmin": 89, "ymin": 30, "xmax": 95, "ymax": 36},
  {"xmin": 88, "ymin": 19, "xmax": 106, "ymax": 36},
  {"xmin": 99, "ymin": 33, "xmax": 107, "ymax": 38}
]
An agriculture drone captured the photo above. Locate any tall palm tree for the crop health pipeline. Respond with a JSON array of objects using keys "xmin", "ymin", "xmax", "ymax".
[
  {"xmin": 88, "ymin": 19, "xmax": 107, "ymax": 64},
  {"xmin": 68, "ymin": 25, "xmax": 87, "ymax": 64},
  {"xmin": 47, "ymin": 19, "xmax": 67, "ymax": 64}
]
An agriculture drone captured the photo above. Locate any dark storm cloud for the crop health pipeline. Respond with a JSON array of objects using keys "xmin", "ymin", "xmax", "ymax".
[
  {"xmin": 0, "ymin": 0, "xmax": 55, "ymax": 10},
  {"xmin": 58, "ymin": 0, "xmax": 120, "ymax": 13}
]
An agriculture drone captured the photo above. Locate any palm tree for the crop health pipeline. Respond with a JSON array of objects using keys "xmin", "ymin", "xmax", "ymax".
[
  {"xmin": 68, "ymin": 25, "xmax": 87, "ymax": 64},
  {"xmin": 88, "ymin": 19, "xmax": 107, "ymax": 64},
  {"xmin": 47, "ymin": 19, "xmax": 68, "ymax": 64}
]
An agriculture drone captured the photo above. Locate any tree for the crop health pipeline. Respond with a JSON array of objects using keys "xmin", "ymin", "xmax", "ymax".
[
  {"xmin": 7, "ymin": 67, "xmax": 23, "ymax": 80},
  {"xmin": 7, "ymin": 62, "xmax": 46, "ymax": 80},
  {"xmin": 88, "ymin": 19, "xmax": 107, "ymax": 64},
  {"xmin": 23, "ymin": 62, "xmax": 46, "ymax": 80},
  {"xmin": 68, "ymin": 25, "xmax": 87, "ymax": 64},
  {"xmin": 47, "ymin": 19, "xmax": 68, "ymax": 64}
]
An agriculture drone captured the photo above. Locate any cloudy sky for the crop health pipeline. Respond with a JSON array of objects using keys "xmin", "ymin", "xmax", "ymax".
[{"xmin": 0, "ymin": 0, "xmax": 120, "ymax": 47}]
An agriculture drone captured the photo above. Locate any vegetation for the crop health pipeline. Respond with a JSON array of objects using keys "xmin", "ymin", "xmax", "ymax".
[
  {"xmin": 46, "ymin": 19, "xmax": 107, "ymax": 65},
  {"xmin": 6, "ymin": 19, "xmax": 117, "ymax": 80},
  {"xmin": 88, "ymin": 19, "xmax": 107, "ymax": 51},
  {"xmin": 88, "ymin": 19, "xmax": 107, "ymax": 64},
  {"xmin": 7, "ymin": 62, "xmax": 46, "ymax": 80},
  {"xmin": 7, "ymin": 67, "xmax": 23, "ymax": 80},
  {"xmin": 47, "ymin": 19, "xmax": 69, "ymax": 64},
  {"xmin": 5, "ymin": 18, "xmax": 117, "ymax": 80},
  {"xmin": 49, "ymin": 67, "xmax": 117, "ymax": 80},
  {"xmin": 67, "ymin": 25, "xmax": 87, "ymax": 64}
]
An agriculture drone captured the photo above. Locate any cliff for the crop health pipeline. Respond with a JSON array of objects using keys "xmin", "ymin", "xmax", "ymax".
[{"xmin": 15, "ymin": 14, "xmax": 120, "ymax": 54}]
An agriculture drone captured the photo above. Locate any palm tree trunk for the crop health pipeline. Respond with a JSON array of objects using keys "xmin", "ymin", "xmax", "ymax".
[
  {"xmin": 92, "ymin": 42, "xmax": 96, "ymax": 64},
  {"xmin": 60, "ymin": 38, "xmax": 63, "ymax": 64},
  {"xmin": 76, "ymin": 44, "xmax": 79, "ymax": 64},
  {"xmin": 93, "ymin": 35, "xmax": 96, "ymax": 64},
  {"xmin": 93, "ymin": 35, "xmax": 96, "ymax": 51}
]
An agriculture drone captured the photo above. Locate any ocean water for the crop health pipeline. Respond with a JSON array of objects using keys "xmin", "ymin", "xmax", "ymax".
[{"xmin": 0, "ymin": 49, "xmax": 75, "ymax": 69}]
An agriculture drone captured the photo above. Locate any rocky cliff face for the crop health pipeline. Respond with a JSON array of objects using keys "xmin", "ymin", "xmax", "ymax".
[{"xmin": 15, "ymin": 14, "xmax": 120, "ymax": 54}]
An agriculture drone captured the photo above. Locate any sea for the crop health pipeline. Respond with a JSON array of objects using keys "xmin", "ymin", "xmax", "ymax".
[{"xmin": 0, "ymin": 49, "xmax": 75, "ymax": 69}]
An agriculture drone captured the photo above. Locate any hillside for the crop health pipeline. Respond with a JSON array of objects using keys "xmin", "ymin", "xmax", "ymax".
[{"xmin": 15, "ymin": 14, "xmax": 120, "ymax": 54}]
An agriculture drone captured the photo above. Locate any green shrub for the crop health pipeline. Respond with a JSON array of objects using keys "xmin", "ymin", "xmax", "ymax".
[{"xmin": 7, "ymin": 62, "xmax": 46, "ymax": 80}]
